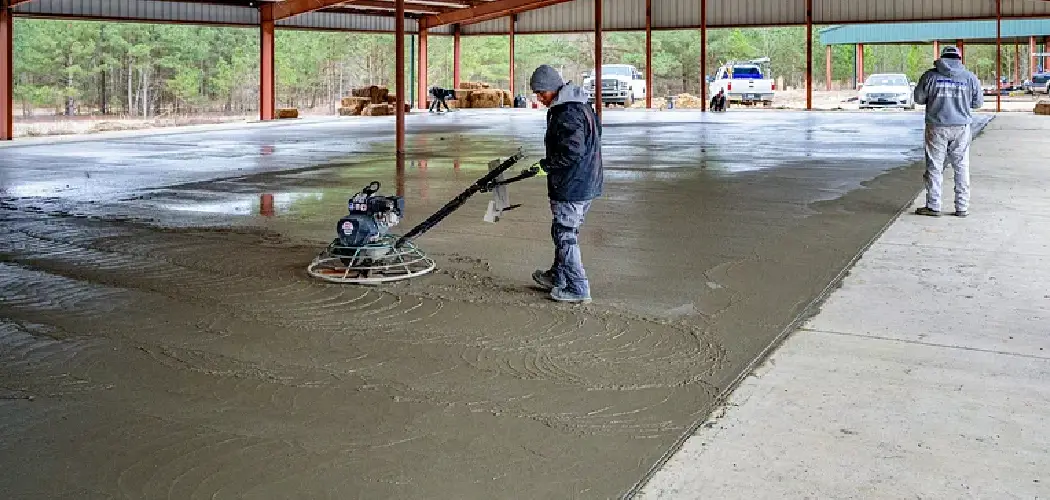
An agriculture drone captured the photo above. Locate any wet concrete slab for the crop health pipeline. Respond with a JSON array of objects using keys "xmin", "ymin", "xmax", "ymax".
[{"xmin": 0, "ymin": 110, "xmax": 992, "ymax": 499}]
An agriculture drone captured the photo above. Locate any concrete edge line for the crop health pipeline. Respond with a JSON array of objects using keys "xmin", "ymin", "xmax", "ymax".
[{"xmin": 620, "ymin": 115, "xmax": 997, "ymax": 500}]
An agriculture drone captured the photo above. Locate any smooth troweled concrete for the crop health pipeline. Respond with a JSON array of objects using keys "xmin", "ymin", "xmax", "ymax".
[
  {"xmin": 637, "ymin": 114, "xmax": 1050, "ymax": 499},
  {"xmin": 0, "ymin": 109, "xmax": 1001, "ymax": 499}
]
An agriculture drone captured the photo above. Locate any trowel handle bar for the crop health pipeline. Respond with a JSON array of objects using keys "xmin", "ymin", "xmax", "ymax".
[
  {"xmin": 481, "ymin": 165, "xmax": 540, "ymax": 191},
  {"xmin": 394, "ymin": 150, "xmax": 526, "ymax": 248}
]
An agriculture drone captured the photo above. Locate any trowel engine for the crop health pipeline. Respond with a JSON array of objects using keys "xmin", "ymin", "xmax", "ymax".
[{"xmin": 334, "ymin": 181, "xmax": 403, "ymax": 256}]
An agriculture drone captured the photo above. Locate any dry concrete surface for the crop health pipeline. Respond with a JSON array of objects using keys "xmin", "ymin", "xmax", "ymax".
[
  {"xmin": 0, "ymin": 108, "xmax": 997, "ymax": 499},
  {"xmin": 637, "ymin": 114, "xmax": 1050, "ymax": 499}
]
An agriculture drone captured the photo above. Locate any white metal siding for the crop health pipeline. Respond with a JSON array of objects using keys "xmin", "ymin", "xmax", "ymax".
[
  {"xmin": 12, "ymin": 0, "xmax": 260, "ymax": 25},
  {"xmin": 813, "ymin": 0, "xmax": 996, "ymax": 24},
  {"xmin": 277, "ymin": 11, "xmax": 421, "ymax": 33},
  {"xmin": 1003, "ymin": 0, "xmax": 1050, "ymax": 18}
]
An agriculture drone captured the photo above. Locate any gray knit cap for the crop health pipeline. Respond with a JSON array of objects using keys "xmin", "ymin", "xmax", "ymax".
[{"xmin": 529, "ymin": 65, "xmax": 564, "ymax": 92}]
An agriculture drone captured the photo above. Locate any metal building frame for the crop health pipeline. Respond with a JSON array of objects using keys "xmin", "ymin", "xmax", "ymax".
[{"xmin": 1, "ymin": 0, "xmax": 1045, "ymax": 141}]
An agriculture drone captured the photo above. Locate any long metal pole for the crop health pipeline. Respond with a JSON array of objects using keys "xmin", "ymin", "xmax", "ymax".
[
  {"xmin": 825, "ymin": 45, "xmax": 832, "ymax": 91},
  {"xmin": 396, "ymin": 0, "xmax": 405, "ymax": 157},
  {"xmin": 259, "ymin": 5, "xmax": 275, "ymax": 121},
  {"xmin": 453, "ymin": 25, "xmax": 462, "ymax": 89},
  {"xmin": 645, "ymin": 0, "xmax": 652, "ymax": 109},
  {"xmin": 417, "ymin": 29, "xmax": 428, "ymax": 110},
  {"xmin": 996, "ymin": 0, "xmax": 1001, "ymax": 113},
  {"xmin": 1030, "ymin": 36, "xmax": 1036, "ymax": 81},
  {"xmin": 509, "ymin": 16, "xmax": 515, "ymax": 98},
  {"xmin": 933, "ymin": 40, "xmax": 940, "ymax": 60},
  {"xmin": 805, "ymin": 0, "xmax": 812, "ymax": 111},
  {"xmin": 1014, "ymin": 39, "xmax": 1020, "ymax": 87},
  {"xmin": 0, "ymin": 3, "xmax": 12, "ymax": 140},
  {"xmin": 856, "ymin": 43, "xmax": 864, "ymax": 88},
  {"xmin": 594, "ymin": 0, "xmax": 602, "ymax": 118},
  {"xmin": 700, "ymin": 0, "xmax": 707, "ymax": 111},
  {"xmin": 409, "ymin": 34, "xmax": 415, "ymax": 108}
]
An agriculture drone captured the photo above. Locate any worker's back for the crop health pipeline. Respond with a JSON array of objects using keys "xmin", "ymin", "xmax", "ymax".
[{"xmin": 914, "ymin": 57, "xmax": 983, "ymax": 126}]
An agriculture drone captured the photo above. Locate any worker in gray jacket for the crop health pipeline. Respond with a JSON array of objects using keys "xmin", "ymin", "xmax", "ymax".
[{"xmin": 913, "ymin": 45, "xmax": 984, "ymax": 217}]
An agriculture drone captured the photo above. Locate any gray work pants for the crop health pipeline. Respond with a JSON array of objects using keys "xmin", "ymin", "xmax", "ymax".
[
  {"xmin": 549, "ymin": 200, "xmax": 592, "ymax": 297},
  {"xmin": 923, "ymin": 123, "xmax": 972, "ymax": 213}
]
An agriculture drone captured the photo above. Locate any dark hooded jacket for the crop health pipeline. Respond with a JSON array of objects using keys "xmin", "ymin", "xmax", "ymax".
[{"xmin": 540, "ymin": 83, "xmax": 603, "ymax": 202}]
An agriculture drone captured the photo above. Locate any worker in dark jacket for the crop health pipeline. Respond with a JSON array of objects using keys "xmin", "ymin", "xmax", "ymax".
[{"xmin": 528, "ymin": 64, "xmax": 603, "ymax": 303}]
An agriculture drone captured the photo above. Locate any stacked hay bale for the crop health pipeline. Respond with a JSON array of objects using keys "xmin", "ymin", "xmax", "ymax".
[
  {"xmin": 277, "ymin": 108, "xmax": 299, "ymax": 119},
  {"xmin": 338, "ymin": 85, "xmax": 402, "ymax": 116},
  {"xmin": 451, "ymin": 81, "xmax": 516, "ymax": 109},
  {"xmin": 674, "ymin": 93, "xmax": 704, "ymax": 109},
  {"xmin": 467, "ymin": 89, "xmax": 505, "ymax": 109},
  {"xmin": 1035, "ymin": 100, "xmax": 1050, "ymax": 115}
]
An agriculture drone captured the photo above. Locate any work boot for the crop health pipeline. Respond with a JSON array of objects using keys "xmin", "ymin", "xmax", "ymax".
[
  {"xmin": 915, "ymin": 207, "xmax": 941, "ymax": 217},
  {"xmin": 532, "ymin": 269, "xmax": 555, "ymax": 290},
  {"xmin": 550, "ymin": 287, "xmax": 592, "ymax": 304},
  {"xmin": 954, "ymin": 210, "xmax": 968, "ymax": 217}
]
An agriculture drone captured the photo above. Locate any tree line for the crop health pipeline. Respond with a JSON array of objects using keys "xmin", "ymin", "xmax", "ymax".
[{"xmin": 11, "ymin": 18, "xmax": 1021, "ymax": 118}]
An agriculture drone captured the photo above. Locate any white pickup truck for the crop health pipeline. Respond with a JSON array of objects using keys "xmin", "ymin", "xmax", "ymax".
[
  {"xmin": 583, "ymin": 64, "xmax": 647, "ymax": 107},
  {"xmin": 708, "ymin": 58, "xmax": 776, "ymax": 107}
]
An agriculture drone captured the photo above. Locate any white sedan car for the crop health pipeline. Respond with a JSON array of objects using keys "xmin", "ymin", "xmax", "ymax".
[{"xmin": 858, "ymin": 73, "xmax": 916, "ymax": 110}]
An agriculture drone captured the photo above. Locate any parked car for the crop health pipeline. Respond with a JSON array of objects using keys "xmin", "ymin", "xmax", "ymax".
[
  {"xmin": 708, "ymin": 58, "xmax": 775, "ymax": 107},
  {"xmin": 1024, "ymin": 73, "xmax": 1050, "ymax": 94},
  {"xmin": 858, "ymin": 73, "xmax": 915, "ymax": 110},
  {"xmin": 583, "ymin": 64, "xmax": 647, "ymax": 107}
]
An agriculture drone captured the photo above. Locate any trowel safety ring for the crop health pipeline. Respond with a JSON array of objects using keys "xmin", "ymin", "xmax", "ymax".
[{"xmin": 307, "ymin": 235, "xmax": 436, "ymax": 284}]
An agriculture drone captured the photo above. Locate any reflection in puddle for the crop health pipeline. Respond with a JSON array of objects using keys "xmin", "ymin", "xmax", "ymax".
[{"xmin": 153, "ymin": 192, "xmax": 325, "ymax": 216}]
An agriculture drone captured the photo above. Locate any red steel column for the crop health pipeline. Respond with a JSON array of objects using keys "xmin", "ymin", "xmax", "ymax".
[
  {"xmin": 396, "ymin": 0, "xmax": 405, "ymax": 157},
  {"xmin": 453, "ymin": 25, "xmax": 461, "ymax": 89},
  {"xmin": 0, "ymin": 3, "xmax": 12, "ymax": 140},
  {"xmin": 594, "ymin": 0, "xmax": 602, "ymax": 117},
  {"xmin": 957, "ymin": 39, "xmax": 965, "ymax": 63},
  {"xmin": 417, "ymin": 28, "xmax": 428, "ymax": 110},
  {"xmin": 700, "ymin": 0, "xmax": 707, "ymax": 111},
  {"xmin": 1030, "ymin": 36, "xmax": 1036, "ymax": 80},
  {"xmin": 645, "ymin": 0, "xmax": 652, "ymax": 109},
  {"xmin": 805, "ymin": 0, "xmax": 813, "ymax": 110},
  {"xmin": 1044, "ymin": 37, "xmax": 1049, "ymax": 72},
  {"xmin": 259, "ymin": 5, "xmax": 276, "ymax": 121},
  {"xmin": 825, "ymin": 45, "xmax": 833, "ymax": 91},
  {"xmin": 856, "ymin": 43, "xmax": 864, "ymax": 88},
  {"xmin": 933, "ymin": 40, "xmax": 940, "ymax": 59},
  {"xmin": 508, "ymin": 16, "xmax": 515, "ymax": 98},
  {"xmin": 1014, "ymin": 40, "xmax": 1020, "ymax": 86},
  {"xmin": 995, "ymin": 0, "xmax": 1001, "ymax": 112}
]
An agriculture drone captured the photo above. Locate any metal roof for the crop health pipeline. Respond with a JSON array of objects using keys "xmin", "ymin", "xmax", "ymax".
[
  {"xmin": 821, "ymin": 19, "xmax": 1050, "ymax": 46},
  {"xmin": 9, "ymin": 0, "xmax": 1050, "ymax": 35}
]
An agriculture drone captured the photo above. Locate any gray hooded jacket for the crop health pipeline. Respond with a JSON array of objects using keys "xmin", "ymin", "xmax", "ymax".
[
  {"xmin": 913, "ymin": 58, "xmax": 983, "ymax": 126},
  {"xmin": 541, "ymin": 83, "xmax": 603, "ymax": 202}
]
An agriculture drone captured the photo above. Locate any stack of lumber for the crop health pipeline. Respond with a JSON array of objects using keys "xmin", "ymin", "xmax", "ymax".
[
  {"xmin": 1035, "ymin": 100, "xmax": 1050, "ymax": 115},
  {"xmin": 277, "ymin": 108, "xmax": 299, "ymax": 119}
]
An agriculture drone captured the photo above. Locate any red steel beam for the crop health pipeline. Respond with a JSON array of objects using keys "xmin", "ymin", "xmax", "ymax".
[
  {"xmin": 594, "ymin": 0, "xmax": 602, "ymax": 119},
  {"xmin": 1014, "ymin": 39, "xmax": 1020, "ymax": 85},
  {"xmin": 825, "ymin": 45, "xmax": 832, "ymax": 91},
  {"xmin": 1, "ymin": 4, "xmax": 11, "ymax": 140},
  {"xmin": 344, "ymin": 1, "xmax": 443, "ymax": 13},
  {"xmin": 996, "ymin": 0, "xmax": 1001, "ymax": 112},
  {"xmin": 1030, "ymin": 36, "xmax": 1036, "ymax": 80},
  {"xmin": 417, "ymin": 28, "xmax": 428, "ymax": 109},
  {"xmin": 453, "ymin": 24, "xmax": 461, "ymax": 88},
  {"xmin": 933, "ymin": 40, "xmax": 940, "ymax": 59},
  {"xmin": 396, "ymin": 0, "xmax": 405, "ymax": 157},
  {"xmin": 508, "ymin": 16, "xmax": 515, "ymax": 98},
  {"xmin": 418, "ymin": 0, "xmax": 572, "ymax": 29},
  {"xmin": 957, "ymin": 39, "xmax": 965, "ymax": 63},
  {"xmin": 260, "ymin": 7, "xmax": 276, "ymax": 121},
  {"xmin": 263, "ymin": 0, "xmax": 359, "ymax": 21},
  {"xmin": 645, "ymin": 0, "xmax": 651, "ymax": 109},
  {"xmin": 805, "ymin": 0, "xmax": 812, "ymax": 110},
  {"xmin": 856, "ymin": 43, "xmax": 864, "ymax": 88},
  {"xmin": 700, "ymin": 0, "xmax": 706, "ymax": 111},
  {"xmin": 8, "ymin": 0, "xmax": 33, "ymax": 6}
]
